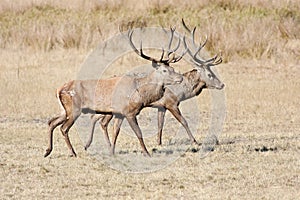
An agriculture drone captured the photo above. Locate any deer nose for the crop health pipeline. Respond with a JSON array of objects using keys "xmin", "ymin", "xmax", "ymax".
[{"xmin": 220, "ymin": 83, "xmax": 225, "ymax": 89}]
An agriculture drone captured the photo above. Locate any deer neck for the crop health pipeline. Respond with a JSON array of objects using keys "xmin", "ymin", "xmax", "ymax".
[
  {"xmin": 183, "ymin": 69, "xmax": 206, "ymax": 97},
  {"xmin": 135, "ymin": 74, "xmax": 165, "ymax": 105}
]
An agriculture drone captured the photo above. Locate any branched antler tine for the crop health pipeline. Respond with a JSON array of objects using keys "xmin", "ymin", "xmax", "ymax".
[
  {"xmin": 192, "ymin": 45, "xmax": 206, "ymax": 64},
  {"xmin": 182, "ymin": 19, "xmax": 197, "ymax": 49},
  {"xmin": 167, "ymin": 27, "xmax": 175, "ymax": 50},
  {"xmin": 139, "ymin": 41, "xmax": 155, "ymax": 61},
  {"xmin": 176, "ymin": 43, "xmax": 188, "ymax": 62},
  {"xmin": 207, "ymin": 59, "xmax": 222, "ymax": 67},
  {"xmin": 167, "ymin": 27, "xmax": 182, "ymax": 62},
  {"xmin": 182, "ymin": 19, "xmax": 223, "ymax": 66},
  {"xmin": 212, "ymin": 54, "xmax": 223, "ymax": 65},
  {"xmin": 128, "ymin": 30, "xmax": 140, "ymax": 55},
  {"xmin": 127, "ymin": 29, "xmax": 155, "ymax": 62},
  {"xmin": 201, "ymin": 35, "xmax": 208, "ymax": 49},
  {"xmin": 193, "ymin": 52, "xmax": 204, "ymax": 64},
  {"xmin": 183, "ymin": 36, "xmax": 194, "ymax": 57},
  {"xmin": 159, "ymin": 48, "xmax": 165, "ymax": 62},
  {"xmin": 191, "ymin": 27, "xmax": 197, "ymax": 49},
  {"xmin": 161, "ymin": 25, "xmax": 168, "ymax": 34},
  {"xmin": 194, "ymin": 35, "xmax": 207, "ymax": 56},
  {"xmin": 168, "ymin": 39, "xmax": 181, "ymax": 57},
  {"xmin": 204, "ymin": 54, "xmax": 218, "ymax": 64},
  {"xmin": 191, "ymin": 35, "xmax": 209, "ymax": 64},
  {"xmin": 205, "ymin": 54, "xmax": 223, "ymax": 66},
  {"xmin": 214, "ymin": 57, "xmax": 222, "ymax": 65},
  {"xmin": 183, "ymin": 36, "xmax": 204, "ymax": 64},
  {"xmin": 139, "ymin": 41, "xmax": 143, "ymax": 55},
  {"xmin": 159, "ymin": 27, "xmax": 182, "ymax": 63},
  {"xmin": 168, "ymin": 36, "xmax": 188, "ymax": 63},
  {"xmin": 167, "ymin": 26, "xmax": 181, "ymax": 54},
  {"xmin": 182, "ymin": 18, "xmax": 192, "ymax": 33}
]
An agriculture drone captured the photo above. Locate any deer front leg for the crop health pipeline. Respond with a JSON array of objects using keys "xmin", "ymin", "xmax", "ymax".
[
  {"xmin": 157, "ymin": 107, "xmax": 166, "ymax": 145},
  {"xmin": 85, "ymin": 114, "xmax": 103, "ymax": 150},
  {"xmin": 110, "ymin": 115, "xmax": 124, "ymax": 155},
  {"xmin": 167, "ymin": 105, "xmax": 198, "ymax": 145},
  {"xmin": 100, "ymin": 114, "xmax": 113, "ymax": 148},
  {"xmin": 126, "ymin": 116, "xmax": 150, "ymax": 157}
]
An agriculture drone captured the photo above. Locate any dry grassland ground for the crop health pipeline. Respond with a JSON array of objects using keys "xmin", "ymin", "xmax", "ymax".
[{"xmin": 0, "ymin": 0, "xmax": 299, "ymax": 199}]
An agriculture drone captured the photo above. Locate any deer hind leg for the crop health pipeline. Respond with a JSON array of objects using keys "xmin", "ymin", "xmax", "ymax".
[
  {"xmin": 110, "ymin": 115, "xmax": 124, "ymax": 155},
  {"xmin": 44, "ymin": 114, "xmax": 66, "ymax": 157},
  {"xmin": 167, "ymin": 105, "xmax": 198, "ymax": 145},
  {"xmin": 157, "ymin": 107, "xmax": 166, "ymax": 145},
  {"xmin": 126, "ymin": 116, "xmax": 150, "ymax": 157},
  {"xmin": 85, "ymin": 114, "xmax": 103, "ymax": 150},
  {"xmin": 60, "ymin": 107, "xmax": 81, "ymax": 157},
  {"xmin": 85, "ymin": 114, "xmax": 113, "ymax": 151},
  {"xmin": 57, "ymin": 92, "xmax": 82, "ymax": 157}
]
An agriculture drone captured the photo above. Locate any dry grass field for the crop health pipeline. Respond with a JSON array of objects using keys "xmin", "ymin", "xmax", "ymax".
[{"xmin": 0, "ymin": 0, "xmax": 299, "ymax": 199}]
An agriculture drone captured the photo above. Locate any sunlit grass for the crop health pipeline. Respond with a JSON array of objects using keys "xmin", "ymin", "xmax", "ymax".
[{"xmin": 0, "ymin": 0, "xmax": 299, "ymax": 61}]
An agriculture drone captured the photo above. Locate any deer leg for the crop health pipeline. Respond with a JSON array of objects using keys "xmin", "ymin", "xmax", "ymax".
[
  {"xmin": 167, "ymin": 106, "xmax": 198, "ymax": 145},
  {"xmin": 44, "ymin": 114, "xmax": 66, "ymax": 157},
  {"xmin": 85, "ymin": 114, "xmax": 103, "ymax": 150},
  {"xmin": 60, "ymin": 109, "xmax": 81, "ymax": 157},
  {"xmin": 157, "ymin": 107, "xmax": 166, "ymax": 145},
  {"xmin": 100, "ymin": 114, "xmax": 113, "ymax": 148},
  {"xmin": 110, "ymin": 115, "xmax": 124, "ymax": 155},
  {"xmin": 126, "ymin": 116, "xmax": 150, "ymax": 157},
  {"xmin": 60, "ymin": 118, "xmax": 77, "ymax": 157}
]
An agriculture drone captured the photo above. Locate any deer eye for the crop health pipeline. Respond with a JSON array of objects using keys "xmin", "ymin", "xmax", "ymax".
[
  {"xmin": 163, "ymin": 69, "xmax": 167, "ymax": 73},
  {"xmin": 208, "ymin": 73, "xmax": 213, "ymax": 79}
]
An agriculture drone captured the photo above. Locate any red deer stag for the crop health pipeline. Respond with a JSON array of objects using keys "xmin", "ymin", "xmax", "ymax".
[
  {"xmin": 84, "ymin": 21, "xmax": 224, "ymax": 150},
  {"xmin": 153, "ymin": 19, "xmax": 225, "ymax": 145},
  {"xmin": 44, "ymin": 28, "xmax": 186, "ymax": 157}
]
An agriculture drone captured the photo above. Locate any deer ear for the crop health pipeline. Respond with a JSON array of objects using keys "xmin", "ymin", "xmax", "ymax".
[{"xmin": 152, "ymin": 61, "xmax": 159, "ymax": 69}]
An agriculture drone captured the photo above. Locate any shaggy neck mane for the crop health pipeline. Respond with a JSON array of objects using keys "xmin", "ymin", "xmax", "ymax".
[{"xmin": 183, "ymin": 69, "xmax": 204, "ymax": 89}]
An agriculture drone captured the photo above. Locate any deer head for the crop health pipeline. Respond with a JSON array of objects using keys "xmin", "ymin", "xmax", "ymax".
[
  {"xmin": 182, "ymin": 19, "xmax": 225, "ymax": 90},
  {"xmin": 127, "ymin": 28, "xmax": 186, "ymax": 85}
]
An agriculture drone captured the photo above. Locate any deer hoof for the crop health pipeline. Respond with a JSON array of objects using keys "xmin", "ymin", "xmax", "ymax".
[
  {"xmin": 44, "ymin": 149, "xmax": 52, "ymax": 157},
  {"xmin": 157, "ymin": 139, "xmax": 162, "ymax": 146},
  {"xmin": 69, "ymin": 150, "xmax": 77, "ymax": 157},
  {"xmin": 143, "ymin": 151, "xmax": 151, "ymax": 157},
  {"xmin": 69, "ymin": 153, "xmax": 77, "ymax": 157}
]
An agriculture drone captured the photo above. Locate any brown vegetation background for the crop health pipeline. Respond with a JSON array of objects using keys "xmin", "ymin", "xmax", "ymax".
[{"xmin": 0, "ymin": 0, "xmax": 299, "ymax": 199}]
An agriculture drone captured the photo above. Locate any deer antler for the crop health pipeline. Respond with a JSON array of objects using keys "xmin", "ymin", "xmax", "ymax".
[
  {"xmin": 182, "ymin": 19, "xmax": 222, "ymax": 67},
  {"xmin": 128, "ymin": 28, "xmax": 187, "ymax": 64},
  {"xmin": 164, "ymin": 27, "xmax": 188, "ymax": 64},
  {"xmin": 128, "ymin": 30, "xmax": 163, "ymax": 62}
]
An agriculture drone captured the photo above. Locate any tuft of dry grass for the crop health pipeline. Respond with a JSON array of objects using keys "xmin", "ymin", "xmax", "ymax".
[{"xmin": 0, "ymin": 0, "xmax": 299, "ymax": 62}]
